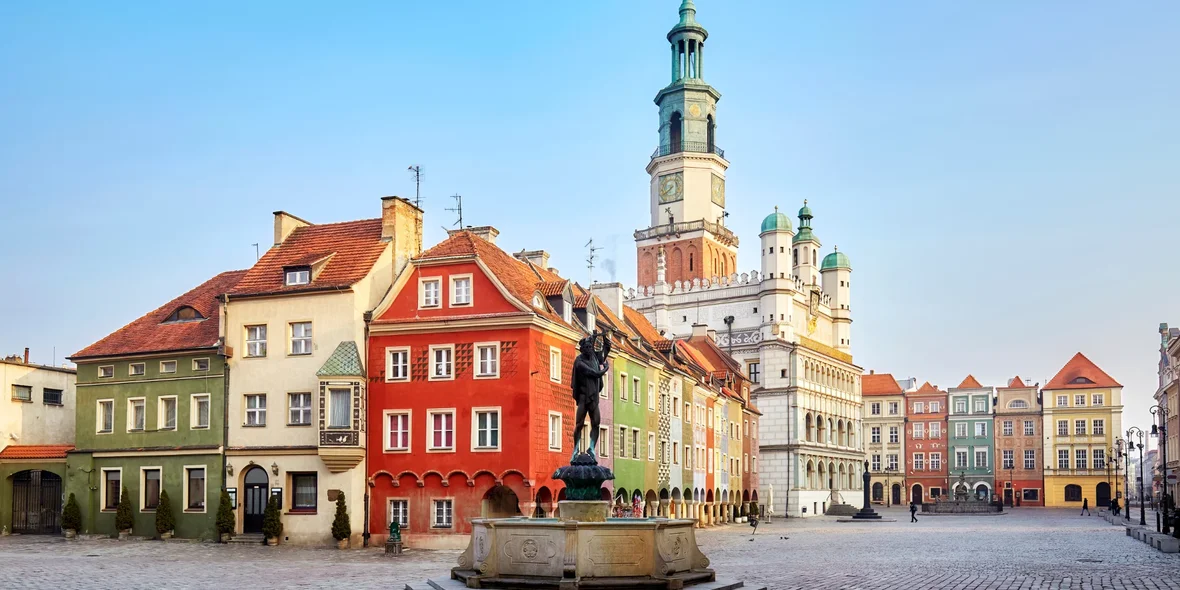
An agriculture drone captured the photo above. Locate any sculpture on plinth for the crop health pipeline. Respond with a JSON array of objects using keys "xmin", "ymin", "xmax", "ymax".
[
  {"xmin": 852, "ymin": 460, "xmax": 883, "ymax": 520},
  {"xmin": 553, "ymin": 331, "xmax": 615, "ymax": 507}
]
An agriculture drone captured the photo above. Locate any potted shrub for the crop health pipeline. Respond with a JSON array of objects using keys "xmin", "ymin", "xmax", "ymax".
[
  {"xmin": 115, "ymin": 487, "xmax": 134, "ymax": 540},
  {"xmin": 216, "ymin": 489, "xmax": 235, "ymax": 543},
  {"xmin": 155, "ymin": 489, "xmax": 176, "ymax": 540},
  {"xmin": 331, "ymin": 491, "xmax": 351, "ymax": 549},
  {"xmin": 261, "ymin": 495, "xmax": 282, "ymax": 546},
  {"xmin": 62, "ymin": 493, "xmax": 82, "ymax": 539}
]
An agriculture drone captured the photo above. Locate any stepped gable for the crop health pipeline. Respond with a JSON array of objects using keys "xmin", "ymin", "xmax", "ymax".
[
  {"xmin": 956, "ymin": 374, "xmax": 984, "ymax": 389},
  {"xmin": 71, "ymin": 270, "xmax": 246, "ymax": 359},
  {"xmin": 862, "ymin": 373, "xmax": 902, "ymax": 396},
  {"xmin": 229, "ymin": 218, "xmax": 386, "ymax": 296},
  {"xmin": 1044, "ymin": 352, "xmax": 1122, "ymax": 389}
]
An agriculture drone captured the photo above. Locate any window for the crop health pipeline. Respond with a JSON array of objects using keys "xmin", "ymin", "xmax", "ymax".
[
  {"xmin": 246, "ymin": 325, "xmax": 267, "ymax": 357},
  {"xmin": 420, "ymin": 277, "xmax": 441, "ymax": 308},
  {"xmin": 285, "ymin": 269, "xmax": 310, "ymax": 285},
  {"xmin": 98, "ymin": 365, "xmax": 114, "ymax": 378},
  {"xmin": 389, "ymin": 499, "xmax": 409, "ymax": 529},
  {"xmin": 974, "ymin": 422, "xmax": 986, "ymax": 438},
  {"xmin": 889, "ymin": 426, "xmax": 899, "ymax": 443},
  {"xmin": 1002, "ymin": 449, "xmax": 1014, "ymax": 469},
  {"xmin": 386, "ymin": 411, "xmax": 410, "ymax": 451},
  {"xmin": 288, "ymin": 392, "xmax": 312, "ymax": 425},
  {"xmin": 142, "ymin": 468, "xmax": 161, "ymax": 510},
  {"xmin": 547, "ymin": 412, "xmax": 563, "ymax": 451},
  {"xmin": 648, "ymin": 433, "xmax": 656, "ymax": 461},
  {"xmin": 292, "ymin": 473, "xmax": 317, "ymax": 511},
  {"xmin": 1058, "ymin": 449, "xmax": 1069, "ymax": 469},
  {"xmin": 955, "ymin": 400, "xmax": 967, "ymax": 414},
  {"xmin": 1056, "ymin": 395, "xmax": 1068, "ymax": 407},
  {"xmin": 129, "ymin": 363, "xmax": 146, "ymax": 376},
  {"xmin": 888, "ymin": 402, "xmax": 899, "ymax": 415},
  {"xmin": 1002, "ymin": 420, "xmax": 1013, "ymax": 436},
  {"xmin": 974, "ymin": 398, "xmax": 987, "ymax": 413},
  {"xmin": 1022, "ymin": 489, "xmax": 1039, "ymax": 501},
  {"xmin": 619, "ymin": 426, "xmax": 627, "ymax": 458},
  {"xmin": 913, "ymin": 402, "xmax": 925, "ymax": 414},
  {"xmin": 45, "ymin": 388, "xmax": 64, "ymax": 405},
  {"xmin": 1091, "ymin": 394, "xmax": 1104, "ymax": 406},
  {"xmin": 475, "ymin": 343, "xmax": 499, "ymax": 378},
  {"xmin": 430, "ymin": 346, "xmax": 454, "ymax": 380},
  {"xmin": 103, "ymin": 469, "xmax": 121, "ymax": 510},
  {"xmin": 98, "ymin": 400, "xmax": 114, "ymax": 433},
  {"xmin": 1074, "ymin": 394, "xmax": 1086, "ymax": 407},
  {"xmin": 955, "ymin": 423, "xmax": 967, "ymax": 438},
  {"xmin": 1023, "ymin": 420, "xmax": 1035, "ymax": 436},
  {"xmin": 328, "ymin": 388, "xmax": 350, "ymax": 429},
  {"xmin": 192, "ymin": 394, "xmax": 210, "ymax": 429},
  {"xmin": 632, "ymin": 429, "xmax": 640, "ymax": 460},
  {"xmin": 633, "ymin": 378, "xmax": 640, "ymax": 405},
  {"xmin": 549, "ymin": 347, "xmax": 562, "ymax": 383},
  {"xmin": 870, "ymin": 426, "xmax": 881, "ymax": 443},
  {"xmin": 245, "ymin": 394, "xmax": 266, "ymax": 426},
  {"xmin": 619, "ymin": 373, "xmax": 628, "ymax": 401},
  {"xmin": 647, "ymin": 384, "xmax": 656, "ymax": 411},
  {"xmin": 1064, "ymin": 484, "xmax": 1082, "ymax": 502},
  {"xmin": 386, "ymin": 348, "xmax": 409, "ymax": 381},
  {"xmin": 473, "ymin": 408, "xmax": 500, "ymax": 450},
  {"xmin": 193, "ymin": 358, "xmax": 210, "ymax": 372},
  {"xmin": 433, "ymin": 499, "xmax": 453, "ymax": 528},
  {"xmin": 1057, "ymin": 420, "xmax": 1068, "ymax": 436},
  {"xmin": 1092, "ymin": 419, "xmax": 1105, "ymax": 436},
  {"xmin": 599, "ymin": 426, "xmax": 610, "ymax": 457},
  {"xmin": 870, "ymin": 402, "xmax": 881, "ymax": 416},
  {"xmin": 185, "ymin": 467, "xmax": 206, "ymax": 511},
  {"xmin": 974, "ymin": 450, "xmax": 988, "ymax": 468},
  {"xmin": 956, "ymin": 450, "xmax": 968, "ymax": 469},
  {"xmin": 1024, "ymin": 450, "xmax": 1035, "ymax": 470},
  {"xmin": 429, "ymin": 410, "xmax": 455, "ymax": 451},
  {"xmin": 914, "ymin": 453, "xmax": 925, "ymax": 470},
  {"xmin": 128, "ymin": 398, "xmax": 146, "ymax": 431},
  {"xmin": 930, "ymin": 453, "xmax": 942, "ymax": 470},
  {"xmin": 871, "ymin": 454, "xmax": 881, "ymax": 471},
  {"xmin": 450, "ymin": 275, "xmax": 472, "ymax": 306},
  {"xmin": 1008, "ymin": 399, "xmax": 1028, "ymax": 409},
  {"xmin": 913, "ymin": 423, "xmax": 924, "ymax": 439},
  {"xmin": 673, "ymin": 441, "xmax": 680, "ymax": 464},
  {"xmin": 1093, "ymin": 449, "xmax": 1106, "ymax": 470},
  {"xmin": 674, "ymin": 396, "xmax": 681, "ymax": 418},
  {"xmin": 887, "ymin": 454, "xmax": 898, "ymax": 470},
  {"xmin": 160, "ymin": 360, "xmax": 177, "ymax": 374},
  {"xmin": 290, "ymin": 322, "xmax": 312, "ymax": 355},
  {"xmin": 1074, "ymin": 420, "xmax": 1086, "ymax": 435},
  {"xmin": 930, "ymin": 401, "xmax": 940, "ymax": 412},
  {"xmin": 748, "ymin": 362, "xmax": 760, "ymax": 384},
  {"xmin": 158, "ymin": 396, "xmax": 177, "ymax": 430},
  {"xmin": 930, "ymin": 422, "xmax": 941, "ymax": 439},
  {"xmin": 1075, "ymin": 449, "xmax": 1087, "ymax": 469}
]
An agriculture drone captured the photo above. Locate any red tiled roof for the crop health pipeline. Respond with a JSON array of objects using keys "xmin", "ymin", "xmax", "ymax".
[
  {"xmin": 623, "ymin": 306, "xmax": 667, "ymax": 347},
  {"xmin": 1044, "ymin": 352, "xmax": 1122, "ymax": 390},
  {"xmin": 1003, "ymin": 376, "xmax": 1028, "ymax": 388},
  {"xmin": 956, "ymin": 374, "xmax": 983, "ymax": 389},
  {"xmin": 686, "ymin": 334, "xmax": 745, "ymax": 378},
  {"xmin": 862, "ymin": 373, "xmax": 903, "ymax": 395},
  {"xmin": 574, "ymin": 293, "xmax": 592, "ymax": 308},
  {"xmin": 228, "ymin": 218, "xmax": 387, "ymax": 296},
  {"xmin": 677, "ymin": 341, "xmax": 715, "ymax": 373},
  {"xmin": 915, "ymin": 381, "xmax": 942, "ymax": 394},
  {"xmin": 71, "ymin": 270, "xmax": 246, "ymax": 359},
  {"xmin": 0, "ymin": 444, "xmax": 74, "ymax": 459},
  {"xmin": 538, "ymin": 280, "xmax": 568, "ymax": 297}
]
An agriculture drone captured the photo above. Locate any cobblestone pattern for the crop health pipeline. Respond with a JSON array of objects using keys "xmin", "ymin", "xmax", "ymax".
[{"xmin": 0, "ymin": 509, "xmax": 1175, "ymax": 589}]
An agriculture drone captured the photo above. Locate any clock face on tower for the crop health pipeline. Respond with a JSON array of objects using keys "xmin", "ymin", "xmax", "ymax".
[
  {"xmin": 711, "ymin": 174, "xmax": 725, "ymax": 207},
  {"xmin": 658, "ymin": 172, "xmax": 683, "ymax": 203}
]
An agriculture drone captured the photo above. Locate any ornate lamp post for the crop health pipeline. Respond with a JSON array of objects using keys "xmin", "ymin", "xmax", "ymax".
[
  {"xmin": 1150, "ymin": 404, "xmax": 1171, "ymax": 535},
  {"xmin": 1121, "ymin": 438, "xmax": 1131, "ymax": 523},
  {"xmin": 1128, "ymin": 427, "xmax": 1146, "ymax": 526},
  {"xmin": 1109, "ymin": 438, "xmax": 1121, "ymax": 515}
]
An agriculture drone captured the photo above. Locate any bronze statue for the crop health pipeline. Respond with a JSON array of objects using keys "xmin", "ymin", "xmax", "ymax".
[{"xmin": 571, "ymin": 330, "xmax": 611, "ymax": 459}]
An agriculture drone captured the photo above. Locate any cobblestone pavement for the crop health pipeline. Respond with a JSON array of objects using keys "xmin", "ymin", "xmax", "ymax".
[{"xmin": 0, "ymin": 508, "xmax": 1176, "ymax": 589}]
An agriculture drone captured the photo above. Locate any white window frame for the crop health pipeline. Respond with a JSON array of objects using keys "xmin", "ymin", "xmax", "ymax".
[
  {"xmin": 974, "ymin": 422, "xmax": 986, "ymax": 438},
  {"xmin": 631, "ymin": 428, "xmax": 641, "ymax": 460},
  {"xmin": 100, "ymin": 467, "xmax": 122, "ymax": 512},
  {"xmin": 286, "ymin": 392, "xmax": 312, "ymax": 426},
  {"xmin": 389, "ymin": 498, "xmax": 409, "ymax": 529},
  {"xmin": 913, "ymin": 423, "xmax": 925, "ymax": 439},
  {"xmin": 1093, "ymin": 419, "xmax": 1105, "ymax": 436},
  {"xmin": 471, "ymin": 407, "xmax": 501, "ymax": 451},
  {"xmin": 1002, "ymin": 449, "xmax": 1014, "ymax": 469},
  {"xmin": 887, "ymin": 454, "xmax": 898, "ymax": 470},
  {"xmin": 1024, "ymin": 420, "xmax": 1035, "ymax": 436},
  {"xmin": 140, "ymin": 466, "xmax": 163, "ymax": 512},
  {"xmin": 1074, "ymin": 419, "xmax": 1086, "ymax": 435},
  {"xmin": 955, "ymin": 422, "xmax": 967, "ymax": 438},
  {"xmin": 432, "ymin": 498, "xmax": 454, "ymax": 528},
  {"xmin": 245, "ymin": 324, "xmax": 268, "ymax": 358},
  {"xmin": 1002, "ymin": 420, "xmax": 1013, "ymax": 436},
  {"xmin": 428, "ymin": 345, "xmax": 455, "ymax": 381},
  {"xmin": 930, "ymin": 453, "xmax": 942, "ymax": 470},
  {"xmin": 157, "ymin": 395, "xmax": 178, "ymax": 431},
  {"xmin": 326, "ymin": 387, "xmax": 352, "ymax": 429},
  {"xmin": 1058, "ymin": 448, "xmax": 1070, "ymax": 469},
  {"xmin": 599, "ymin": 425, "xmax": 610, "ymax": 457},
  {"xmin": 955, "ymin": 450, "xmax": 968, "ymax": 469},
  {"xmin": 385, "ymin": 347, "xmax": 410, "ymax": 382},
  {"xmin": 129, "ymin": 362, "xmax": 146, "ymax": 376},
  {"xmin": 127, "ymin": 397, "xmax": 146, "ymax": 432},
  {"xmin": 973, "ymin": 398, "xmax": 986, "ymax": 413},
  {"xmin": 449, "ymin": 274, "xmax": 473, "ymax": 307},
  {"xmin": 98, "ymin": 365, "xmax": 114, "ymax": 379},
  {"xmin": 159, "ymin": 360, "xmax": 177, "ymax": 374},
  {"xmin": 888, "ymin": 426, "xmax": 899, "ymax": 444},
  {"xmin": 1056, "ymin": 395, "xmax": 1068, "ymax": 407},
  {"xmin": 888, "ymin": 401, "xmax": 899, "ymax": 415},
  {"xmin": 474, "ymin": 342, "xmax": 500, "ymax": 379},
  {"xmin": 548, "ymin": 411, "xmax": 563, "ymax": 451},
  {"xmin": 427, "ymin": 408, "xmax": 457, "ymax": 452},
  {"xmin": 289, "ymin": 321, "xmax": 313, "ymax": 356},
  {"xmin": 632, "ymin": 377, "xmax": 640, "ymax": 405},
  {"xmin": 191, "ymin": 394, "xmax": 211, "ymax": 430},
  {"xmin": 183, "ymin": 465, "xmax": 207, "ymax": 513},
  {"xmin": 870, "ymin": 402, "xmax": 880, "ymax": 416},
  {"xmin": 913, "ymin": 452, "xmax": 925, "ymax": 470},
  {"xmin": 1074, "ymin": 394, "xmax": 1086, "ymax": 406},
  {"xmin": 870, "ymin": 426, "xmax": 881, "ymax": 443},
  {"xmin": 647, "ymin": 383, "xmax": 656, "ymax": 411},
  {"xmin": 647, "ymin": 432, "xmax": 656, "ymax": 461},
  {"xmin": 930, "ymin": 422, "xmax": 941, "ymax": 439},
  {"xmin": 929, "ymin": 401, "xmax": 939, "ymax": 412},
  {"xmin": 384, "ymin": 410, "xmax": 412, "ymax": 453},
  {"xmin": 549, "ymin": 347, "xmax": 562, "ymax": 383},
  {"xmin": 192, "ymin": 358, "xmax": 210, "ymax": 372},
  {"xmin": 1057, "ymin": 420, "xmax": 1069, "ymax": 436},
  {"xmin": 619, "ymin": 373, "xmax": 628, "ymax": 401},
  {"xmin": 244, "ymin": 393, "xmax": 267, "ymax": 426},
  {"xmin": 419, "ymin": 276, "xmax": 442, "ymax": 309},
  {"xmin": 1024, "ymin": 450, "xmax": 1035, "ymax": 470},
  {"xmin": 285, "ymin": 269, "xmax": 310, "ymax": 286},
  {"xmin": 673, "ymin": 441, "xmax": 680, "ymax": 465},
  {"xmin": 974, "ymin": 449, "xmax": 989, "ymax": 469},
  {"xmin": 97, "ymin": 399, "xmax": 115, "ymax": 434},
  {"xmin": 913, "ymin": 402, "xmax": 925, "ymax": 414},
  {"xmin": 1092, "ymin": 393, "xmax": 1104, "ymax": 406}
]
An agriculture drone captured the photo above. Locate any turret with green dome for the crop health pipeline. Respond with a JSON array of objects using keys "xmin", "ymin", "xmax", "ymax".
[
  {"xmin": 793, "ymin": 200, "xmax": 818, "ymax": 244},
  {"xmin": 821, "ymin": 247, "xmax": 851, "ymax": 271},
  {"xmin": 760, "ymin": 206, "xmax": 793, "ymax": 234}
]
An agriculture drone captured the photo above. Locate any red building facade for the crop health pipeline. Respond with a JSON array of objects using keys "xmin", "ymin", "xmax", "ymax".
[{"xmin": 906, "ymin": 382, "xmax": 949, "ymax": 502}]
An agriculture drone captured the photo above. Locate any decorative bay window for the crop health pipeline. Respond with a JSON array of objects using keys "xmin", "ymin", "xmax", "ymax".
[{"xmin": 316, "ymin": 341, "xmax": 366, "ymax": 471}]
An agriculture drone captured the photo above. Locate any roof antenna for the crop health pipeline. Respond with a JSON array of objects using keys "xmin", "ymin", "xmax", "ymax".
[
  {"xmin": 407, "ymin": 165, "xmax": 423, "ymax": 208},
  {"xmin": 586, "ymin": 238, "xmax": 602, "ymax": 285},
  {"xmin": 251, "ymin": 243, "xmax": 259, "ymax": 261},
  {"xmin": 446, "ymin": 194, "xmax": 464, "ymax": 228}
]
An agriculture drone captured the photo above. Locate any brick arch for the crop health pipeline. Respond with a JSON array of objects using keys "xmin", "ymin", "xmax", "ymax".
[{"xmin": 669, "ymin": 247, "xmax": 684, "ymax": 281}]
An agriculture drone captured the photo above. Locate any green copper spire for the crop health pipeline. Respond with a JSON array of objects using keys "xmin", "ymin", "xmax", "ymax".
[
  {"xmin": 678, "ymin": 0, "xmax": 697, "ymax": 26},
  {"xmin": 793, "ymin": 199, "xmax": 819, "ymax": 243}
]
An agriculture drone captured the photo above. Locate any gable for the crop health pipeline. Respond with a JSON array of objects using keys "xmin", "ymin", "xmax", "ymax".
[{"xmin": 375, "ymin": 261, "xmax": 520, "ymax": 322}]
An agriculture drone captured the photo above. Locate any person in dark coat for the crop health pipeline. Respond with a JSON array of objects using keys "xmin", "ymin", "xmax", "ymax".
[
  {"xmin": 909, "ymin": 501, "xmax": 918, "ymax": 522},
  {"xmin": 1081, "ymin": 497, "xmax": 1090, "ymax": 516}
]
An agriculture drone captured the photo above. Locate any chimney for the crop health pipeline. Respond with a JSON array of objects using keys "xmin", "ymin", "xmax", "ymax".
[
  {"xmin": 273, "ymin": 211, "xmax": 312, "ymax": 246},
  {"xmin": 449, "ymin": 225, "xmax": 499, "ymax": 244},
  {"xmin": 24, "ymin": 348, "xmax": 29, "ymax": 364},
  {"xmin": 381, "ymin": 196, "xmax": 424, "ymax": 277},
  {"xmin": 691, "ymin": 323, "xmax": 709, "ymax": 338},
  {"xmin": 706, "ymin": 327, "xmax": 717, "ymax": 342},
  {"xmin": 869, "ymin": 369, "xmax": 875, "ymax": 375},
  {"xmin": 513, "ymin": 250, "xmax": 551, "ymax": 269},
  {"xmin": 589, "ymin": 282, "xmax": 624, "ymax": 318}
]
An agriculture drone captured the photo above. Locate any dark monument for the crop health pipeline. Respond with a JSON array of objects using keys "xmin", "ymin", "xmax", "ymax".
[
  {"xmin": 554, "ymin": 331, "xmax": 614, "ymax": 503},
  {"xmin": 852, "ymin": 460, "xmax": 883, "ymax": 520}
]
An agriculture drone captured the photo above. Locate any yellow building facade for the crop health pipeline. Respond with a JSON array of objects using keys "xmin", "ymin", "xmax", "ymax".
[{"xmin": 1041, "ymin": 353, "xmax": 1123, "ymax": 508}]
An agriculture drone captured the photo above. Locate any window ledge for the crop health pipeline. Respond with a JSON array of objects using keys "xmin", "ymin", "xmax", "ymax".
[
  {"xmin": 183, "ymin": 509, "xmax": 207, "ymax": 514},
  {"xmin": 11, "ymin": 399, "xmax": 32, "ymax": 403},
  {"xmin": 286, "ymin": 423, "xmax": 313, "ymax": 427},
  {"xmin": 286, "ymin": 510, "xmax": 317, "ymax": 516},
  {"xmin": 242, "ymin": 424, "xmax": 267, "ymax": 428}
]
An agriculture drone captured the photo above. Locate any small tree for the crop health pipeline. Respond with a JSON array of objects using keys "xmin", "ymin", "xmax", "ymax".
[
  {"xmin": 216, "ymin": 489, "xmax": 235, "ymax": 538},
  {"xmin": 155, "ymin": 489, "xmax": 176, "ymax": 535},
  {"xmin": 261, "ymin": 495, "xmax": 282, "ymax": 541},
  {"xmin": 331, "ymin": 491, "xmax": 351, "ymax": 542},
  {"xmin": 115, "ymin": 487, "xmax": 134, "ymax": 532},
  {"xmin": 62, "ymin": 493, "xmax": 82, "ymax": 532}
]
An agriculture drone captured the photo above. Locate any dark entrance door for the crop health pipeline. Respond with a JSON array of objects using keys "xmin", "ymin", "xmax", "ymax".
[
  {"xmin": 891, "ymin": 484, "xmax": 901, "ymax": 506},
  {"xmin": 911, "ymin": 484, "xmax": 922, "ymax": 504},
  {"xmin": 1004, "ymin": 488, "xmax": 1014, "ymax": 506},
  {"xmin": 243, "ymin": 467, "xmax": 269, "ymax": 534},
  {"xmin": 1096, "ymin": 482, "xmax": 1111, "ymax": 507},
  {"xmin": 11, "ymin": 470, "xmax": 62, "ymax": 534}
]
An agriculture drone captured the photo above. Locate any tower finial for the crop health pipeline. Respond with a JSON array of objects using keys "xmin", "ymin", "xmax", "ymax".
[{"xmin": 678, "ymin": 0, "xmax": 697, "ymax": 25}]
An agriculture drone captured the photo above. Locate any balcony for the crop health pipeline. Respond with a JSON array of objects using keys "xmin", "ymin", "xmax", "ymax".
[
  {"xmin": 634, "ymin": 219, "xmax": 739, "ymax": 246},
  {"xmin": 651, "ymin": 141, "xmax": 725, "ymax": 160}
]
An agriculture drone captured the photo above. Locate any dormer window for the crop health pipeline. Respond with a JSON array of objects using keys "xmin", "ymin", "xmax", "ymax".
[
  {"xmin": 285, "ymin": 268, "xmax": 311, "ymax": 286},
  {"xmin": 563, "ymin": 301, "xmax": 572, "ymax": 323},
  {"xmin": 1070, "ymin": 377, "xmax": 1095, "ymax": 385},
  {"xmin": 533, "ymin": 293, "xmax": 544, "ymax": 308},
  {"xmin": 165, "ymin": 306, "xmax": 204, "ymax": 322}
]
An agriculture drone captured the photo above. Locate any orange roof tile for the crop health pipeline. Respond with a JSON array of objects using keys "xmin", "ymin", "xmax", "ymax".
[
  {"xmin": 915, "ymin": 381, "xmax": 942, "ymax": 394},
  {"xmin": 229, "ymin": 218, "xmax": 387, "ymax": 297},
  {"xmin": 623, "ymin": 306, "xmax": 667, "ymax": 347},
  {"xmin": 1003, "ymin": 376, "xmax": 1028, "ymax": 388},
  {"xmin": 538, "ymin": 280, "xmax": 568, "ymax": 297},
  {"xmin": 862, "ymin": 373, "xmax": 903, "ymax": 395},
  {"xmin": 956, "ymin": 374, "xmax": 983, "ymax": 389},
  {"xmin": 1044, "ymin": 352, "xmax": 1122, "ymax": 390},
  {"xmin": 0, "ymin": 444, "xmax": 74, "ymax": 459},
  {"xmin": 71, "ymin": 270, "xmax": 246, "ymax": 359}
]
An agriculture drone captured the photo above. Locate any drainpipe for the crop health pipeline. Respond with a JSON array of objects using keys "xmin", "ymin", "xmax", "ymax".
[
  {"xmin": 221, "ymin": 296, "xmax": 231, "ymax": 493},
  {"xmin": 362, "ymin": 311, "xmax": 372, "ymax": 547}
]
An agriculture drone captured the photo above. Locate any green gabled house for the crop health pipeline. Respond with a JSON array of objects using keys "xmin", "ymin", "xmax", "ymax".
[{"xmin": 66, "ymin": 270, "xmax": 245, "ymax": 539}]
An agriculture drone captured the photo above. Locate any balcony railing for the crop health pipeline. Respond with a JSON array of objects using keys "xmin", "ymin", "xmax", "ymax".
[
  {"xmin": 651, "ymin": 141, "xmax": 725, "ymax": 160},
  {"xmin": 634, "ymin": 219, "xmax": 739, "ymax": 245}
]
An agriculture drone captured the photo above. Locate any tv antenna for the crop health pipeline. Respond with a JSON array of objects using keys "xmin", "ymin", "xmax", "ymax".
[
  {"xmin": 407, "ymin": 165, "xmax": 423, "ymax": 208},
  {"xmin": 446, "ymin": 194, "xmax": 464, "ymax": 228},
  {"xmin": 251, "ymin": 243, "xmax": 259, "ymax": 261},
  {"xmin": 585, "ymin": 238, "xmax": 603, "ymax": 284}
]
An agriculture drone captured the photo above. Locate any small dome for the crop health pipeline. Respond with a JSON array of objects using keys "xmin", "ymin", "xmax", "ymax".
[
  {"xmin": 760, "ymin": 208, "xmax": 793, "ymax": 233},
  {"xmin": 792, "ymin": 227, "xmax": 818, "ymax": 243},
  {"xmin": 798, "ymin": 203, "xmax": 813, "ymax": 218},
  {"xmin": 821, "ymin": 249, "xmax": 851, "ymax": 271}
]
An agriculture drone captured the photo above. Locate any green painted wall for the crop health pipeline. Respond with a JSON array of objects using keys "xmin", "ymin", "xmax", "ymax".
[
  {"xmin": 0, "ymin": 462, "xmax": 67, "ymax": 533},
  {"xmin": 680, "ymin": 378, "xmax": 694, "ymax": 491},
  {"xmin": 612, "ymin": 355, "xmax": 652, "ymax": 499}
]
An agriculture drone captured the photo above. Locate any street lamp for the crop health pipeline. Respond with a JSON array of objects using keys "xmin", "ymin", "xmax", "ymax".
[
  {"xmin": 1120, "ymin": 438, "xmax": 1131, "ymax": 523},
  {"xmin": 1110, "ymin": 437, "xmax": 1122, "ymax": 516},
  {"xmin": 1128, "ymin": 427, "xmax": 1146, "ymax": 526},
  {"xmin": 1150, "ymin": 404, "xmax": 1171, "ymax": 536}
]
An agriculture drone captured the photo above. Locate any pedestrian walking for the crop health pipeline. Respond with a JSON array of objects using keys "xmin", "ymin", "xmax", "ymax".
[
  {"xmin": 1080, "ymin": 497, "xmax": 1090, "ymax": 516},
  {"xmin": 910, "ymin": 501, "xmax": 918, "ymax": 523}
]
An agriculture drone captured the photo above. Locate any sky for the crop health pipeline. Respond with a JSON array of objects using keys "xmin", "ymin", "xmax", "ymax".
[{"xmin": 2, "ymin": 1, "xmax": 1178, "ymax": 440}]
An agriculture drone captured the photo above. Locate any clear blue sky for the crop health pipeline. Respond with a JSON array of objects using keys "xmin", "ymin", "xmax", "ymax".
[{"xmin": 2, "ymin": 1, "xmax": 1177, "ymax": 437}]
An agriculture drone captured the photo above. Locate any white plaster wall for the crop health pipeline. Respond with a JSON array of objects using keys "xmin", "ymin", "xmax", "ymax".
[{"xmin": 0, "ymin": 362, "xmax": 76, "ymax": 451}]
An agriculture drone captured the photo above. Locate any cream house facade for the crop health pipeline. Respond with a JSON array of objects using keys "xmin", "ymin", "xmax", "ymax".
[{"xmin": 862, "ymin": 372, "xmax": 905, "ymax": 506}]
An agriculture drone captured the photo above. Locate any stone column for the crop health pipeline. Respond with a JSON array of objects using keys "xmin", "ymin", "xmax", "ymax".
[
  {"xmin": 698, "ymin": 41, "xmax": 704, "ymax": 79},
  {"xmin": 522, "ymin": 502, "xmax": 537, "ymax": 519},
  {"xmin": 671, "ymin": 43, "xmax": 678, "ymax": 83},
  {"xmin": 660, "ymin": 499, "xmax": 670, "ymax": 518}
]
